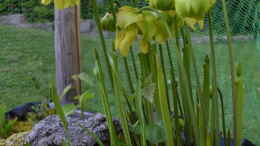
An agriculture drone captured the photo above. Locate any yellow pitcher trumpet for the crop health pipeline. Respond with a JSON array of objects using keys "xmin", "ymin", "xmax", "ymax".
[{"xmin": 115, "ymin": 6, "xmax": 174, "ymax": 56}]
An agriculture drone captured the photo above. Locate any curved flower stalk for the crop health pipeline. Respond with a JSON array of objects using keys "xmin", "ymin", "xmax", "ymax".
[
  {"xmin": 41, "ymin": 0, "xmax": 80, "ymax": 9},
  {"xmin": 175, "ymin": 0, "xmax": 216, "ymax": 29},
  {"xmin": 101, "ymin": 13, "xmax": 116, "ymax": 32}
]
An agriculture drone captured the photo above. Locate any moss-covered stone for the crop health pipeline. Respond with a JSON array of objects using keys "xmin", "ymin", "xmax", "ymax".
[
  {"xmin": 0, "ymin": 139, "xmax": 5, "ymax": 146},
  {"xmin": 5, "ymin": 131, "xmax": 30, "ymax": 146},
  {"xmin": 12, "ymin": 121, "xmax": 33, "ymax": 133}
]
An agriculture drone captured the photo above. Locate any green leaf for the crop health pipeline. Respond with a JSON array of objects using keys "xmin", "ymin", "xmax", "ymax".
[
  {"xmin": 80, "ymin": 91, "xmax": 95, "ymax": 111},
  {"xmin": 61, "ymin": 85, "xmax": 72, "ymax": 99},
  {"xmin": 72, "ymin": 73, "xmax": 94, "ymax": 86},
  {"xmin": 129, "ymin": 121, "xmax": 142, "ymax": 135},
  {"xmin": 130, "ymin": 121, "xmax": 166, "ymax": 144},
  {"xmin": 63, "ymin": 104, "xmax": 77, "ymax": 115},
  {"xmin": 142, "ymin": 83, "xmax": 156, "ymax": 103},
  {"xmin": 50, "ymin": 84, "xmax": 68, "ymax": 130},
  {"xmin": 142, "ymin": 74, "xmax": 156, "ymax": 103},
  {"xmin": 145, "ymin": 123, "xmax": 166, "ymax": 144}
]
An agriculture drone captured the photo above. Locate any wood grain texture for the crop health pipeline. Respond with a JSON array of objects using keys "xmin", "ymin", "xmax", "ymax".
[{"xmin": 55, "ymin": 6, "xmax": 81, "ymax": 104}]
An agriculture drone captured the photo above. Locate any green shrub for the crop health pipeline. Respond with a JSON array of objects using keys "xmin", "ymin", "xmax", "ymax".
[
  {"xmin": 22, "ymin": 0, "xmax": 54, "ymax": 23},
  {"xmin": 0, "ymin": 105, "xmax": 16, "ymax": 138},
  {"xmin": 0, "ymin": 0, "xmax": 54, "ymax": 22},
  {"xmin": 0, "ymin": 0, "xmax": 23, "ymax": 14},
  {"xmin": 0, "ymin": 0, "xmax": 109, "ymax": 22},
  {"xmin": 0, "ymin": 0, "xmax": 132, "ymax": 22}
]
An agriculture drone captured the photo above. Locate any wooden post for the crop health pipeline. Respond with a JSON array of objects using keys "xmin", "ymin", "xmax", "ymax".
[{"xmin": 55, "ymin": 6, "xmax": 81, "ymax": 104}]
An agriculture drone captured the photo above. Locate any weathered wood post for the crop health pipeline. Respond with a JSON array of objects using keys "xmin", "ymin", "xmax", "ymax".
[{"xmin": 55, "ymin": 6, "xmax": 81, "ymax": 104}]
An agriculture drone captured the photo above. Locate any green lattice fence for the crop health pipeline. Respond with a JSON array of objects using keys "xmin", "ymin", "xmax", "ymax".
[{"xmin": 212, "ymin": 0, "xmax": 258, "ymax": 35}]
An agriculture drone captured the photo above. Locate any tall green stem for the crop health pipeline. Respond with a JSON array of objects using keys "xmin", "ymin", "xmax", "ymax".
[
  {"xmin": 174, "ymin": 20, "xmax": 198, "ymax": 145},
  {"xmin": 218, "ymin": 88, "xmax": 227, "ymax": 146},
  {"xmin": 165, "ymin": 41, "xmax": 182, "ymax": 146},
  {"xmin": 130, "ymin": 48, "xmax": 139, "ymax": 80},
  {"xmin": 92, "ymin": 0, "xmax": 113, "ymax": 85},
  {"xmin": 159, "ymin": 44, "xmax": 171, "ymax": 110},
  {"xmin": 221, "ymin": 0, "xmax": 238, "ymax": 145},
  {"xmin": 94, "ymin": 48, "xmax": 117, "ymax": 146},
  {"xmin": 208, "ymin": 11, "xmax": 221, "ymax": 146},
  {"xmin": 110, "ymin": 56, "xmax": 133, "ymax": 146},
  {"xmin": 181, "ymin": 29, "xmax": 196, "ymax": 107},
  {"xmin": 129, "ymin": 0, "xmax": 140, "ymax": 82},
  {"xmin": 123, "ymin": 58, "xmax": 135, "ymax": 93},
  {"xmin": 107, "ymin": 0, "xmax": 116, "ymax": 23},
  {"xmin": 166, "ymin": 41, "xmax": 183, "ymax": 116},
  {"xmin": 136, "ymin": 81, "xmax": 147, "ymax": 146},
  {"xmin": 156, "ymin": 56, "xmax": 174, "ymax": 146},
  {"xmin": 182, "ymin": 28, "xmax": 201, "ymax": 105}
]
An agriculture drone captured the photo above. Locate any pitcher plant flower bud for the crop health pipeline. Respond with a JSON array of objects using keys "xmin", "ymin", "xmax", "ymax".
[
  {"xmin": 175, "ymin": 0, "xmax": 216, "ymax": 29},
  {"xmin": 101, "ymin": 13, "xmax": 116, "ymax": 32},
  {"xmin": 41, "ymin": 0, "xmax": 52, "ymax": 5},
  {"xmin": 149, "ymin": 0, "xmax": 175, "ymax": 11}
]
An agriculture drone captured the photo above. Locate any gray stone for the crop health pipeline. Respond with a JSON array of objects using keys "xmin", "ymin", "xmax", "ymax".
[
  {"xmin": 26, "ymin": 110, "xmax": 121, "ymax": 146},
  {"xmin": 30, "ymin": 23, "xmax": 54, "ymax": 32},
  {"xmin": 0, "ymin": 14, "xmax": 27, "ymax": 25},
  {"xmin": 80, "ymin": 20, "xmax": 115, "ymax": 38},
  {"xmin": 15, "ymin": 23, "xmax": 53, "ymax": 32},
  {"xmin": 0, "ymin": 13, "xmax": 114, "ymax": 37},
  {"xmin": 80, "ymin": 20, "xmax": 96, "ymax": 33}
]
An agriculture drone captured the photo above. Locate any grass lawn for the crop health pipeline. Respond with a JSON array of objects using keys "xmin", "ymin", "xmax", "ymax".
[{"xmin": 0, "ymin": 25, "xmax": 259, "ymax": 144}]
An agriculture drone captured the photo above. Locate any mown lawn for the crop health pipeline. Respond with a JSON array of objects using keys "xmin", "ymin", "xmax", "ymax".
[{"xmin": 0, "ymin": 25, "xmax": 259, "ymax": 144}]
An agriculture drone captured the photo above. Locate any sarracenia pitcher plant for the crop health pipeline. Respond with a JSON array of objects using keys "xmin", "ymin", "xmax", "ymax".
[{"xmin": 42, "ymin": 0, "xmax": 245, "ymax": 146}]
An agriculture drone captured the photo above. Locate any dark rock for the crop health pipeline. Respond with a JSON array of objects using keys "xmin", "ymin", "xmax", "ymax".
[
  {"xmin": 26, "ymin": 110, "xmax": 121, "ymax": 146},
  {"xmin": 220, "ymin": 138, "xmax": 256, "ymax": 146},
  {"xmin": 242, "ymin": 139, "xmax": 256, "ymax": 146},
  {"xmin": 5, "ymin": 102, "xmax": 41, "ymax": 121}
]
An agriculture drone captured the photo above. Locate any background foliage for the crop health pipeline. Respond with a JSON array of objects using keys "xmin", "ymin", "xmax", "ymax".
[
  {"xmin": 0, "ymin": 0, "xmax": 110, "ymax": 22},
  {"xmin": 0, "ymin": 0, "xmax": 257, "ymax": 34},
  {"xmin": 0, "ymin": 0, "xmax": 53, "ymax": 22}
]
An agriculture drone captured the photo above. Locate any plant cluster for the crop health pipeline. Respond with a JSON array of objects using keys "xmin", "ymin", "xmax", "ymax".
[
  {"xmin": 42, "ymin": 0, "xmax": 247, "ymax": 146},
  {"xmin": 0, "ymin": 105, "xmax": 16, "ymax": 139}
]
